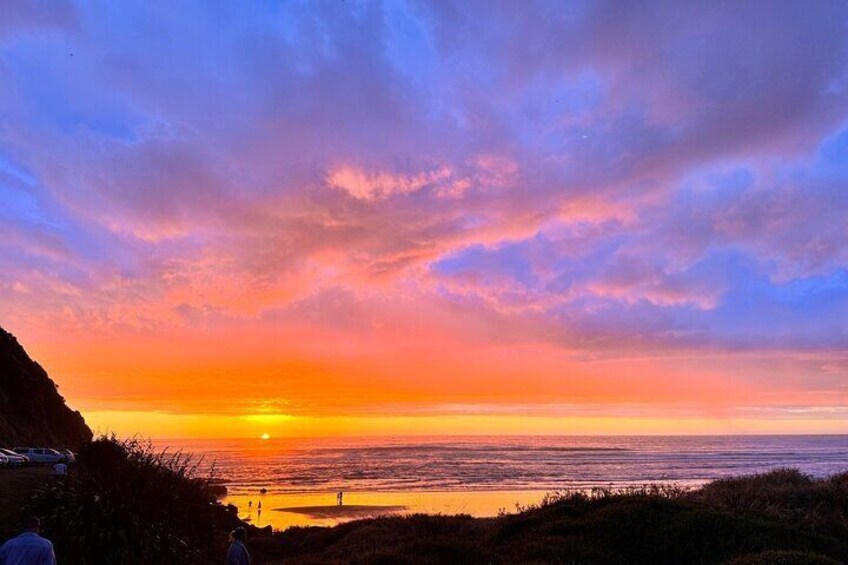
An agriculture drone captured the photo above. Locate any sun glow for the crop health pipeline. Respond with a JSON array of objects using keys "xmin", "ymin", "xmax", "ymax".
[{"xmin": 261, "ymin": 433, "xmax": 271, "ymax": 440}]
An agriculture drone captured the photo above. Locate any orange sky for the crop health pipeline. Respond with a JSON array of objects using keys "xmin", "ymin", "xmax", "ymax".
[{"xmin": 11, "ymin": 319, "xmax": 847, "ymax": 438}]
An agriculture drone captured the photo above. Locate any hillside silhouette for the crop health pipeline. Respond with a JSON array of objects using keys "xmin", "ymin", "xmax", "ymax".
[{"xmin": 0, "ymin": 326, "xmax": 92, "ymax": 448}]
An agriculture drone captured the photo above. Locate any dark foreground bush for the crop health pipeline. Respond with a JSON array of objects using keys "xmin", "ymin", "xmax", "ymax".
[
  {"xmin": 690, "ymin": 468, "xmax": 848, "ymax": 540},
  {"xmin": 726, "ymin": 550, "xmax": 842, "ymax": 565},
  {"xmin": 27, "ymin": 436, "xmax": 245, "ymax": 564}
]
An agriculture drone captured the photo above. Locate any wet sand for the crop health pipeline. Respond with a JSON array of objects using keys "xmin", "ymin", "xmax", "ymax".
[
  {"xmin": 274, "ymin": 504, "xmax": 406, "ymax": 519},
  {"xmin": 224, "ymin": 489, "xmax": 547, "ymax": 530}
]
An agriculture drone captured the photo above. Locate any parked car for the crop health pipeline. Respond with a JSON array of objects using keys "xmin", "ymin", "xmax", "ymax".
[
  {"xmin": 58, "ymin": 449, "xmax": 77, "ymax": 463},
  {"xmin": 0, "ymin": 448, "xmax": 29, "ymax": 466},
  {"xmin": 0, "ymin": 453, "xmax": 7, "ymax": 466},
  {"xmin": 12, "ymin": 447, "xmax": 68, "ymax": 464}
]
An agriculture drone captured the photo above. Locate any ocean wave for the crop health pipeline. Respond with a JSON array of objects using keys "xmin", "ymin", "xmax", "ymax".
[{"xmin": 172, "ymin": 435, "xmax": 848, "ymax": 495}]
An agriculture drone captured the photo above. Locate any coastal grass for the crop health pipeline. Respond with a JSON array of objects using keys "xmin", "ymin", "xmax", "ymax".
[{"xmin": 21, "ymin": 436, "xmax": 245, "ymax": 564}]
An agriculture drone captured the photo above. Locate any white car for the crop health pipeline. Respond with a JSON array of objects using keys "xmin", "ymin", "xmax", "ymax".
[
  {"xmin": 0, "ymin": 448, "xmax": 28, "ymax": 466},
  {"xmin": 12, "ymin": 447, "xmax": 68, "ymax": 464},
  {"xmin": 0, "ymin": 453, "xmax": 7, "ymax": 466},
  {"xmin": 58, "ymin": 449, "xmax": 77, "ymax": 463}
]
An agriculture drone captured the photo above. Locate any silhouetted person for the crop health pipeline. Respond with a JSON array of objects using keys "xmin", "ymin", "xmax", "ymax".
[
  {"xmin": 225, "ymin": 527, "xmax": 250, "ymax": 565},
  {"xmin": 0, "ymin": 516, "xmax": 57, "ymax": 565},
  {"xmin": 247, "ymin": 500, "xmax": 252, "ymax": 511},
  {"xmin": 52, "ymin": 462, "xmax": 67, "ymax": 478},
  {"xmin": 337, "ymin": 491, "xmax": 344, "ymax": 506}
]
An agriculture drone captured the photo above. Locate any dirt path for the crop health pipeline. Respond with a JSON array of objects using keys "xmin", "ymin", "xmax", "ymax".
[{"xmin": 0, "ymin": 466, "xmax": 53, "ymax": 535}]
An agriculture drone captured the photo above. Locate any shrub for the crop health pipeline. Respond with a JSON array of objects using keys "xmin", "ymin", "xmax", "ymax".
[
  {"xmin": 690, "ymin": 468, "xmax": 848, "ymax": 539},
  {"xmin": 726, "ymin": 550, "xmax": 842, "ymax": 565},
  {"xmin": 27, "ymin": 435, "xmax": 240, "ymax": 564}
]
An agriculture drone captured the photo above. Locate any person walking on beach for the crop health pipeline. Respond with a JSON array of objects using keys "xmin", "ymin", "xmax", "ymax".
[
  {"xmin": 225, "ymin": 527, "xmax": 251, "ymax": 565},
  {"xmin": 337, "ymin": 490, "xmax": 344, "ymax": 506},
  {"xmin": 0, "ymin": 516, "xmax": 57, "ymax": 565}
]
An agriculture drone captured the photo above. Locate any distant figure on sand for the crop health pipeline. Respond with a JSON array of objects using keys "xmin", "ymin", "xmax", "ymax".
[
  {"xmin": 0, "ymin": 516, "xmax": 57, "ymax": 565},
  {"xmin": 248, "ymin": 500, "xmax": 252, "ymax": 511},
  {"xmin": 337, "ymin": 491, "xmax": 344, "ymax": 506},
  {"xmin": 225, "ymin": 527, "xmax": 251, "ymax": 565}
]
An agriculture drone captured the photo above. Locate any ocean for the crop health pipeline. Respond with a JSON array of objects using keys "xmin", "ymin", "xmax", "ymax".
[{"xmin": 163, "ymin": 435, "xmax": 848, "ymax": 531}]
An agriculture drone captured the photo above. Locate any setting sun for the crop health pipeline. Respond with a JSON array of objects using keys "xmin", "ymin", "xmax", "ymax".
[{"xmin": 260, "ymin": 433, "xmax": 271, "ymax": 441}]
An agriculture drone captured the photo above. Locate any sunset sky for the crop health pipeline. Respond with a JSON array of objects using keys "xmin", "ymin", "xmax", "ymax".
[{"xmin": 2, "ymin": 1, "xmax": 848, "ymax": 438}]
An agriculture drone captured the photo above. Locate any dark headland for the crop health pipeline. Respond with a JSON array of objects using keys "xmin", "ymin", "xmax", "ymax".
[
  {"xmin": 1, "ymin": 325, "xmax": 847, "ymax": 564},
  {"xmin": 0, "ymin": 327, "xmax": 92, "ymax": 448}
]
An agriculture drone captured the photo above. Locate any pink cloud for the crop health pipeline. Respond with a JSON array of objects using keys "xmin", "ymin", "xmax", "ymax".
[{"xmin": 327, "ymin": 164, "xmax": 453, "ymax": 200}]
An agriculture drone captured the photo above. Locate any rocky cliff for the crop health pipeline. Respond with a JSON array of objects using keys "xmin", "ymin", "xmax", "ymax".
[{"xmin": 0, "ymin": 326, "xmax": 92, "ymax": 448}]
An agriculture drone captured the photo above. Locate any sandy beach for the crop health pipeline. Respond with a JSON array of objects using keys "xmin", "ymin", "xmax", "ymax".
[
  {"xmin": 274, "ymin": 504, "xmax": 407, "ymax": 519},
  {"xmin": 224, "ymin": 489, "xmax": 547, "ymax": 530}
]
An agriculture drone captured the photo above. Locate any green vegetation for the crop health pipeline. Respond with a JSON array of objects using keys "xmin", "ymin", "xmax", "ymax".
[{"xmin": 2, "ymin": 436, "xmax": 248, "ymax": 564}]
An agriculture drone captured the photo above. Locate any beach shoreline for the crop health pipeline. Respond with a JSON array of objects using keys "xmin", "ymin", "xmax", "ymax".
[
  {"xmin": 274, "ymin": 504, "xmax": 407, "ymax": 519},
  {"xmin": 223, "ymin": 488, "xmax": 553, "ymax": 530}
]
